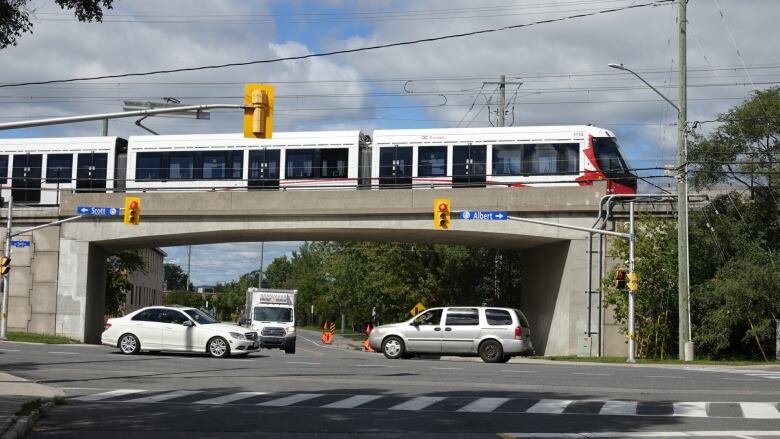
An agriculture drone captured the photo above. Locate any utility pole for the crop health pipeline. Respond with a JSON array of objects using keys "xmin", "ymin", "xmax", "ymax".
[
  {"xmin": 186, "ymin": 246, "xmax": 192, "ymax": 292},
  {"xmin": 0, "ymin": 198, "xmax": 12, "ymax": 340},
  {"xmin": 677, "ymin": 0, "xmax": 692, "ymax": 361},
  {"xmin": 483, "ymin": 76, "xmax": 522, "ymax": 127},
  {"xmin": 259, "ymin": 242, "xmax": 264, "ymax": 288}
]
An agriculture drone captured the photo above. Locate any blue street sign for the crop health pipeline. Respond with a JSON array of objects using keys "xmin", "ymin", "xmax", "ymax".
[
  {"xmin": 76, "ymin": 206, "xmax": 123, "ymax": 216},
  {"xmin": 458, "ymin": 211, "xmax": 509, "ymax": 221},
  {"xmin": 11, "ymin": 240, "xmax": 31, "ymax": 248}
]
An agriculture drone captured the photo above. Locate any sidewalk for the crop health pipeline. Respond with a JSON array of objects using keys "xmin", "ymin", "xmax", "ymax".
[{"xmin": 0, "ymin": 372, "xmax": 63, "ymax": 438}]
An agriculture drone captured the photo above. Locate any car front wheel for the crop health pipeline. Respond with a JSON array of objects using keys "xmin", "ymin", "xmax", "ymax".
[
  {"xmin": 118, "ymin": 334, "xmax": 140, "ymax": 355},
  {"xmin": 382, "ymin": 336, "xmax": 405, "ymax": 359},
  {"xmin": 207, "ymin": 337, "xmax": 230, "ymax": 358},
  {"xmin": 479, "ymin": 339, "xmax": 504, "ymax": 363}
]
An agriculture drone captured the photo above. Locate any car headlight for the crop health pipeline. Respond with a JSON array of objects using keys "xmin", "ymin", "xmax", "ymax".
[
  {"xmin": 229, "ymin": 332, "xmax": 245, "ymax": 340},
  {"xmin": 287, "ymin": 326, "xmax": 296, "ymax": 333}
]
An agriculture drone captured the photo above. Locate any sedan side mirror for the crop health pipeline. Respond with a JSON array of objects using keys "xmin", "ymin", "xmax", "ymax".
[{"xmin": 182, "ymin": 320, "xmax": 195, "ymax": 327}]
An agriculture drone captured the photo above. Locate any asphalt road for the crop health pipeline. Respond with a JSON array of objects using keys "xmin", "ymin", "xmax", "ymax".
[{"xmin": 1, "ymin": 330, "xmax": 779, "ymax": 438}]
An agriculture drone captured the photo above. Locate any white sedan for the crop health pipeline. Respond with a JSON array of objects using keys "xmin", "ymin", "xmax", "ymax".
[{"xmin": 102, "ymin": 305, "xmax": 260, "ymax": 358}]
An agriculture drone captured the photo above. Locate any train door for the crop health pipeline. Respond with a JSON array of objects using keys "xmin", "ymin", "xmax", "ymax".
[
  {"xmin": 378, "ymin": 146, "xmax": 412, "ymax": 188},
  {"xmin": 76, "ymin": 152, "xmax": 108, "ymax": 192},
  {"xmin": 248, "ymin": 149, "xmax": 280, "ymax": 190},
  {"xmin": 452, "ymin": 144, "xmax": 486, "ymax": 187},
  {"xmin": 12, "ymin": 154, "xmax": 42, "ymax": 203}
]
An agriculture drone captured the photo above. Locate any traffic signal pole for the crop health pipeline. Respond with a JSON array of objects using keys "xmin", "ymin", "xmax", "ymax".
[{"xmin": 1, "ymin": 197, "xmax": 12, "ymax": 340}]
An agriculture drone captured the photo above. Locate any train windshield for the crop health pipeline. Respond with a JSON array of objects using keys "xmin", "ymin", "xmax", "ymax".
[{"xmin": 592, "ymin": 137, "xmax": 631, "ymax": 175}]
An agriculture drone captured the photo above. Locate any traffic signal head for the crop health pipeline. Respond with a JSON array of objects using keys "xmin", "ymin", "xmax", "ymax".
[
  {"xmin": 0, "ymin": 256, "xmax": 10, "ymax": 275},
  {"xmin": 613, "ymin": 269, "xmax": 626, "ymax": 289},
  {"xmin": 627, "ymin": 271, "xmax": 639, "ymax": 292},
  {"xmin": 243, "ymin": 83, "xmax": 274, "ymax": 139},
  {"xmin": 434, "ymin": 198, "xmax": 451, "ymax": 229},
  {"xmin": 123, "ymin": 196, "xmax": 141, "ymax": 225}
]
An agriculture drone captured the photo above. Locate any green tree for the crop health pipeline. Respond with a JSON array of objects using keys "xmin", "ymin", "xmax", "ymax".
[
  {"xmin": 1, "ymin": 0, "xmax": 115, "ymax": 49},
  {"xmin": 604, "ymin": 215, "xmax": 679, "ymax": 359},
  {"xmin": 164, "ymin": 262, "xmax": 189, "ymax": 291},
  {"xmin": 104, "ymin": 250, "xmax": 145, "ymax": 315},
  {"xmin": 162, "ymin": 290, "xmax": 205, "ymax": 308}
]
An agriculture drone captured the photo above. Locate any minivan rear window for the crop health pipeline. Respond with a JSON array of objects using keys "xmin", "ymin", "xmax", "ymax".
[
  {"xmin": 514, "ymin": 309, "xmax": 531, "ymax": 328},
  {"xmin": 486, "ymin": 309, "xmax": 512, "ymax": 325},
  {"xmin": 445, "ymin": 308, "xmax": 479, "ymax": 326}
]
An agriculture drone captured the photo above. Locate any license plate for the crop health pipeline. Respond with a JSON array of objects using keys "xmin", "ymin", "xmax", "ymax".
[{"xmin": 252, "ymin": 342, "xmax": 259, "ymax": 348}]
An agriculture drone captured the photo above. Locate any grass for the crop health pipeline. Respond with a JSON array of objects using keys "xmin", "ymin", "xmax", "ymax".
[
  {"xmin": 536, "ymin": 355, "xmax": 777, "ymax": 366},
  {"xmin": 7, "ymin": 332, "xmax": 81, "ymax": 344}
]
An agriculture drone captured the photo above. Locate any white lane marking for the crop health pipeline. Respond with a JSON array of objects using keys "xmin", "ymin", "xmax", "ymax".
[
  {"xmin": 722, "ymin": 378, "xmax": 762, "ymax": 381},
  {"xmin": 47, "ymin": 351, "xmax": 79, "ymax": 355},
  {"xmin": 526, "ymin": 399, "xmax": 574, "ymax": 414},
  {"xmin": 72, "ymin": 389, "xmax": 147, "ymax": 402},
  {"xmin": 322, "ymin": 394, "xmax": 382, "ymax": 409},
  {"xmin": 645, "ymin": 375, "xmax": 685, "ymax": 379},
  {"xmin": 286, "ymin": 361, "xmax": 321, "ymax": 365},
  {"xmin": 740, "ymin": 402, "xmax": 780, "ymax": 419},
  {"xmin": 389, "ymin": 396, "xmax": 446, "ymax": 411},
  {"xmin": 498, "ymin": 432, "xmax": 780, "ymax": 438},
  {"xmin": 0, "ymin": 348, "xmax": 20, "ymax": 352},
  {"xmin": 194, "ymin": 392, "xmax": 268, "ymax": 405},
  {"xmin": 500, "ymin": 369, "xmax": 536, "ymax": 373},
  {"xmin": 431, "ymin": 367, "xmax": 463, "ymax": 370},
  {"xmin": 457, "ymin": 397, "xmax": 510, "ymax": 413},
  {"xmin": 599, "ymin": 400, "xmax": 638, "ymax": 416},
  {"xmin": 356, "ymin": 364, "xmax": 393, "ymax": 368},
  {"xmin": 572, "ymin": 372, "xmax": 610, "ymax": 376},
  {"xmin": 124, "ymin": 390, "xmax": 202, "ymax": 403},
  {"xmin": 672, "ymin": 402, "xmax": 708, "ymax": 417},
  {"xmin": 258, "ymin": 393, "xmax": 324, "ymax": 407}
]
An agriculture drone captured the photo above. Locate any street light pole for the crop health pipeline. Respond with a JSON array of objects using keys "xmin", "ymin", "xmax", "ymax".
[{"xmin": 608, "ymin": 1, "xmax": 692, "ymax": 361}]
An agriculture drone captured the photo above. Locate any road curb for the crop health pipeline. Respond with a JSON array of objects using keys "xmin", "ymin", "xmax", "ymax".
[{"xmin": 1, "ymin": 400, "xmax": 53, "ymax": 439}]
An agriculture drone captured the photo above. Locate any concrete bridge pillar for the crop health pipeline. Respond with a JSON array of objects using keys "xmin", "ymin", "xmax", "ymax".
[
  {"xmin": 56, "ymin": 239, "xmax": 107, "ymax": 343},
  {"xmin": 521, "ymin": 238, "xmax": 588, "ymax": 356}
]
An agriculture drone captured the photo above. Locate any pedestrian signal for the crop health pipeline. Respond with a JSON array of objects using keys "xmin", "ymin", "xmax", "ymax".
[
  {"xmin": 614, "ymin": 269, "xmax": 626, "ymax": 289},
  {"xmin": 0, "ymin": 256, "xmax": 10, "ymax": 275},
  {"xmin": 627, "ymin": 271, "xmax": 639, "ymax": 292}
]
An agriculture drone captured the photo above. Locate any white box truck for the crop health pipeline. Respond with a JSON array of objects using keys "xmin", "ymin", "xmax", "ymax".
[{"xmin": 247, "ymin": 288, "xmax": 297, "ymax": 354}]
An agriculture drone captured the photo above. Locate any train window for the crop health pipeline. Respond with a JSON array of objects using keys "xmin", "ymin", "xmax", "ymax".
[
  {"xmin": 202, "ymin": 151, "xmax": 228, "ymax": 179},
  {"xmin": 169, "ymin": 152, "xmax": 194, "ymax": 180},
  {"xmin": 229, "ymin": 151, "xmax": 243, "ymax": 179},
  {"xmin": 0, "ymin": 155, "xmax": 7, "ymax": 184},
  {"xmin": 492, "ymin": 145, "xmax": 523, "ymax": 175},
  {"xmin": 320, "ymin": 148, "xmax": 348, "ymax": 178},
  {"xmin": 592, "ymin": 137, "xmax": 629, "ymax": 174},
  {"xmin": 522, "ymin": 143, "xmax": 579, "ymax": 175},
  {"xmin": 418, "ymin": 146, "xmax": 447, "ymax": 177},
  {"xmin": 136, "ymin": 153, "xmax": 164, "ymax": 181},
  {"xmin": 286, "ymin": 149, "xmax": 315, "ymax": 179},
  {"xmin": 46, "ymin": 153, "xmax": 73, "ymax": 184}
]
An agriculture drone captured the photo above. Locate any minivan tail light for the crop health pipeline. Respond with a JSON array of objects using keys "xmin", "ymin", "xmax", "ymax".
[{"xmin": 514, "ymin": 326, "xmax": 522, "ymax": 339}]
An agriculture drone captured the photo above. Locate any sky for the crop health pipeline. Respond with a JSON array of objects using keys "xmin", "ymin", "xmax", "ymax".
[{"xmin": 1, "ymin": 0, "xmax": 777, "ymax": 285}]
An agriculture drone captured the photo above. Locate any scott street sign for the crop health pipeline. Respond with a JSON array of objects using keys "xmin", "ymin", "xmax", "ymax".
[
  {"xmin": 76, "ymin": 206, "xmax": 123, "ymax": 216},
  {"xmin": 458, "ymin": 211, "xmax": 508, "ymax": 221}
]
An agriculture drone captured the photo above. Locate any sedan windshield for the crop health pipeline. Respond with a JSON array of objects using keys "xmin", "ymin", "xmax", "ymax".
[{"xmin": 184, "ymin": 308, "xmax": 219, "ymax": 324}]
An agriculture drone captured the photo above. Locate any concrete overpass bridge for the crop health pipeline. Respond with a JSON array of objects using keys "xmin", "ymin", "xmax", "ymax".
[{"xmin": 3, "ymin": 182, "xmax": 640, "ymax": 356}]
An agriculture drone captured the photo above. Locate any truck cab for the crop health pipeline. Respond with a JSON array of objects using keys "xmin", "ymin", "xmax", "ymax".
[{"xmin": 247, "ymin": 288, "xmax": 297, "ymax": 354}]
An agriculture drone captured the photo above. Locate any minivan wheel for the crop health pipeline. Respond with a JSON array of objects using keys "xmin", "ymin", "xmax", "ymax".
[
  {"xmin": 382, "ymin": 336, "xmax": 405, "ymax": 359},
  {"xmin": 479, "ymin": 340, "xmax": 503, "ymax": 363}
]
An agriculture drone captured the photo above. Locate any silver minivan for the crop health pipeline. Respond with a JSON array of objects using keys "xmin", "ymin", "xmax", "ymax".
[{"xmin": 368, "ymin": 307, "xmax": 534, "ymax": 363}]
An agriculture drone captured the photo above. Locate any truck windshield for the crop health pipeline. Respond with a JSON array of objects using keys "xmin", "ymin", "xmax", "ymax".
[{"xmin": 254, "ymin": 307, "xmax": 293, "ymax": 322}]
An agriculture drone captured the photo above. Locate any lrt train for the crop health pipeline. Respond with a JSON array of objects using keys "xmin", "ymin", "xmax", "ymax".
[{"xmin": 0, "ymin": 125, "xmax": 636, "ymax": 205}]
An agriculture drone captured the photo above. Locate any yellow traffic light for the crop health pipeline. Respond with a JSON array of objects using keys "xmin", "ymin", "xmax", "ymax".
[
  {"xmin": 627, "ymin": 271, "xmax": 639, "ymax": 292},
  {"xmin": 0, "ymin": 256, "xmax": 10, "ymax": 275},
  {"xmin": 243, "ymin": 83, "xmax": 274, "ymax": 139},
  {"xmin": 433, "ymin": 198, "xmax": 451, "ymax": 229},
  {"xmin": 123, "ymin": 196, "xmax": 141, "ymax": 225}
]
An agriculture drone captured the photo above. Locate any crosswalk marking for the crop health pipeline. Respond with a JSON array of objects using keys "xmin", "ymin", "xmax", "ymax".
[
  {"xmin": 672, "ymin": 402, "xmax": 708, "ymax": 417},
  {"xmin": 194, "ymin": 392, "xmax": 268, "ymax": 405},
  {"xmin": 72, "ymin": 389, "xmax": 147, "ymax": 402},
  {"xmin": 258, "ymin": 393, "xmax": 324, "ymax": 407},
  {"xmin": 389, "ymin": 396, "xmax": 445, "ymax": 411},
  {"xmin": 458, "ymin": 397, "xmax": 510, "ymax": 413},
  {"xmin": 124, "ymin": 390, "xmax": 202, "ymax": 403},
  {"xmin": 739, "ymin": 402, "xmax": 780, "ymax": 419},
  {"xmin": 321, "ymin": 395, "xmax": 382, "ymax": 409},
  {"xmin": 526, "ymin": 399, "xmax": 574, "ymax": 414},
  {"xmin": 599, "ymin": 400, "xmax": 638, "ymax": 416}
]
